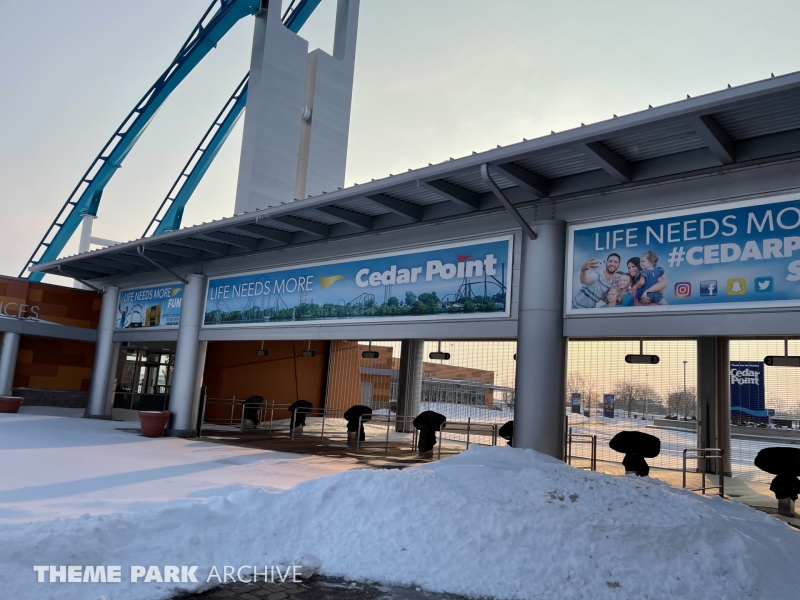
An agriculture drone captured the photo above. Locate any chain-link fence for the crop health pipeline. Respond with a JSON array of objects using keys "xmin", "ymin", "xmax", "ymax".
[
  {"xmin": 729, "ymin": 339, "xmax": 800, "ymax": 483},
  {"xmin": 565, "ymin": 340, "xmax": 698, "ymax": 472}
]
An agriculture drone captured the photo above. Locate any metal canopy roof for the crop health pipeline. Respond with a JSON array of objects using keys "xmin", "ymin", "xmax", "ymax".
[{"xmin": 32, "ymin": 70, "xmax": 800, "ymax": 282}]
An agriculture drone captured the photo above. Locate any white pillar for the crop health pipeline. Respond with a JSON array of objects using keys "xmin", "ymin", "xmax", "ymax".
[
  {"xmin": 717, "ymin": 338, "xmax": 732, "ymax": 476},
  {"xmin": 189, "ymin": 340, "xmax": 208, "ymax": 432},
  {"xmin": 295, "ymin": 0, "xmax": 360, "ymax": 200},
  {"xmin": 0, "ymin": 332, "xmax": 21, "ymax": 396},
  {"xmin": 513, "ymin": 222, "xmax": 567, "ymax": 458},
  {"xmin": 167, "ymin": 274, "xmax": 206, "ymax": 436},
  {"xmin": 234, "ymin": 0, "xmax": 309, "ymax": 214},
  {"xmin": 75, "ymin": 214, "xmax": 96, "ymax": 289},
  {"xmin": 396, "ymin": 339, "xmax": 424, "ymax": 432},
  {"xmin": 86, "ymin": 286, "xmax": 119, "ymax": 418}
]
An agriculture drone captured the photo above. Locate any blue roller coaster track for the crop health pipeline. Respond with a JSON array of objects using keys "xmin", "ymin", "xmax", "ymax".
[{"xmin": 21, "ymin": 0, "xmax": 322, "ymax": 280}]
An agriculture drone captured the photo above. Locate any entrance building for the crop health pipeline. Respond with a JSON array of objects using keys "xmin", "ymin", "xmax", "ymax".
[
  {"xmin": 25, "ymin": 70, "xmax": 800, "ymax": 479},
  {"xmin": 0, "ymin": 275, "xmax": 101, "ymax": 409}
]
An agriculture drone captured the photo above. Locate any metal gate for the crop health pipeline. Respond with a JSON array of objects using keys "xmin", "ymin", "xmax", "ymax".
[
  {"xmin": 729, "ymin": 339, "xmax": 800, "ymax": 483},
  {"xmin": 565, "ymin": 340, "xmax": 699, "ymax": 472}
]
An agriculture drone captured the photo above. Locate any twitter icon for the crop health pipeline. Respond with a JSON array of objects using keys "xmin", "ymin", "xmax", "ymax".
[{"xmin": 754, "ymin": 276, "xmax": 774, "ymax": 292}]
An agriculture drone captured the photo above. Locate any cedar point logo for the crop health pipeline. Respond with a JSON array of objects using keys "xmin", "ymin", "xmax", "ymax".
[{"xmin": 730, "ymin": 367, "xmax": 760, "ymax": 386}]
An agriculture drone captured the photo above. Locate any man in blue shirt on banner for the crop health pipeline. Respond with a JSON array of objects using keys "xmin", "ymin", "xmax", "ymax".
[{"xmin": 572, "ymin": 253, "xmax": 620, "ymax": 309}]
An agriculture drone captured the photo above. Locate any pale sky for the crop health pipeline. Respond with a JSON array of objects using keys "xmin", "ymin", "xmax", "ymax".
[{"xmin": 2, "ymin": 0, "xmax": 800, "ymax": 280}]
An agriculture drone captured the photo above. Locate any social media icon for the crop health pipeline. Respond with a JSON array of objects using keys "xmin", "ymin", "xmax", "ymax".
[
  {"xmin": 699, "ymin": 280, "xmax": 718, "ymax": 297},
  {"xmin": 727, "ymin": 278, "xmax": 746, "ymax": 295},
  {"xmin": 754, "ymin": 276, "xmax": 774, "ymax": 292},
  {"xmin": 674, "ymin": 282, "xmax": 692, "ymax": 298}
]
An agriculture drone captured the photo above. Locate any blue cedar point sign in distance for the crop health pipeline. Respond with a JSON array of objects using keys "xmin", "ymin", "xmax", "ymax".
[{"xmin": 729, "ymin": 361, "xmax": 768, "ymax": 421}]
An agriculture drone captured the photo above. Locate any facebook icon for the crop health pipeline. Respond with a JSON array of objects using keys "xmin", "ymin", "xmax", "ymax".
[{"xmin": 700, "ymin": 280, "xmax": 718, "ymax": 297}]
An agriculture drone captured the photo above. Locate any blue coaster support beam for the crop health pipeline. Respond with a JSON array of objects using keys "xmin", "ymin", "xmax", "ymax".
[{"xmin": 21, "ymin": 0, "xmax": 264, "ymax": 280}]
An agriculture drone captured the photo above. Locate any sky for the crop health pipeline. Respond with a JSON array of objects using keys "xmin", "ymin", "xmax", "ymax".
[{"xmin": 2, "ymin": 0, "xmax": 800, "ymax": 282}]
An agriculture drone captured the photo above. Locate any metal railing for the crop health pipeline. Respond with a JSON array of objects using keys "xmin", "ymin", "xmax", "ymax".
[
  {"xmin": 436, "ymin": 419, "xmax": 498, "ymax": 458},
  {"xmin": 682, "ymin": 448, "xmax": 725, "ymax": 496},
  {"xmin": 288, "ymin": 406, "xmax": 348, "ymax": 441},
  {"xmin": 566, "ymin": 428, "xmax": 597, "ymax": 471},
  {"xmin": 356, "ymin": 414, "xmax": 418, "ymax": 453},
  {"xmin": 198, "ymin": 400, "xmax": 502, "ymax": 460},
  {"xmin": 199, "ymin": 398, "xmax": 294, "ymax": 436}
]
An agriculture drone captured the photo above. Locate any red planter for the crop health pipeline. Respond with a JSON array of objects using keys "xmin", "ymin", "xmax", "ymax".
[
  {"xmin": 139, "ymin": 410, "xmax": 170, "ymax": 438},
  {"xmin": 0, "ymin": 396, "xmax": 24, "ymax": 413}
]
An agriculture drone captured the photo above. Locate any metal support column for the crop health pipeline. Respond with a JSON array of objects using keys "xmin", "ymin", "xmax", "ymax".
[
  {"xmin": 189, "ymin": 340, "xmax": 209, "ymax": 433},
  {"xmin": 167, "ymin": 274, "xmax": 206, "ymax": 437},
  {"xmin": 697, "ymin": 337, "xmax": 718, "ymax": 473},
  {"xmin": 0, "ymin": 332, "xmax": 21, "ymax": 396},
  {"xmin": 396, "ymin": 339, "xmax": 423, "ymax": 433},
  {"xmin": 85, "ymin": 286, "xmax": 119, "ymax": 418},
  {"xmin": 717, "ymin": 337, "xmax": 732, "ymax": 476},
  {"xmin": 513, "ymin": 222, "xmax": 567, "ymax": 458}
]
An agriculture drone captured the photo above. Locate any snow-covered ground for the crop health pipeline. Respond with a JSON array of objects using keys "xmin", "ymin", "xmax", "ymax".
[
  {"xmin": 1, "ymin": 413, "xmax": 799, "ymax": 600},
  {"xmin": 0, "ymin": 413, "xmax": 360, "ymax": 523}
]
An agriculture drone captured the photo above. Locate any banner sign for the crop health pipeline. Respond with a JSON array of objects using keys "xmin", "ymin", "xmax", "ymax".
[
  {"xmin": 571, "ymin": 393, "xmax": 581, "ymax": 414},
  {"xmin": 117, "ymin": 284, "xmax": 184, "ymax": 329},
  {"xmin": 567, "ymin": 193, "xmax": 800, "ymax": 314},
  {"xmin": 203, "ymin": 236, "xmax": 512, "ymax": 327},
  {"xmin": 729, "ymin": 361, "xmax": 768, "ymax": 421},
  {"xmin": 603, "ymin": 394, "xmax": 615, "ymax": 419}
]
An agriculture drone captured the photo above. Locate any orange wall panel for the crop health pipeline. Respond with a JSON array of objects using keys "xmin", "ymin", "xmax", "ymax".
[
  {"xmin": 11, "ymin": 335, "xmax": 95, "ymax": 391},
  {"xmin": 203, "ymin": 340, "xmax": 329, "ymax": 420},
  {"xmin": 0, "ymin": 275, "xmax": 101, "ymax": 328}
]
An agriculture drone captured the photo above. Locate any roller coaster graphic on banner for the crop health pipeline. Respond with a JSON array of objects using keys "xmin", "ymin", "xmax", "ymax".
[
  {"xmin": 20, "ymin": 0, "xmax": 323, "ymax": 281},
  {"xmin": 202, "ymin": 237, "xmax": 512, "ymax": 326},
  {"xmin": 208, "ymin": 289, "xmax": 384, "ymax": 324}
]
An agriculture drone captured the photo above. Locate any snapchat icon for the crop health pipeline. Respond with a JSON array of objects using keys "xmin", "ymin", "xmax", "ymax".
[{"xmin": 727, "ymin": 278, "xmax": 746, "ymax": 295}]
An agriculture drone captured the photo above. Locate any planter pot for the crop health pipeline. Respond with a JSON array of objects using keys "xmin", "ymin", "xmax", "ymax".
[
  {"xmin": 0, "ymin": 396, "xmax": 24, "ymax": 413},
  {"xmin": 139, "ymin": 410, "xmax": 170, "ymax": 438}
]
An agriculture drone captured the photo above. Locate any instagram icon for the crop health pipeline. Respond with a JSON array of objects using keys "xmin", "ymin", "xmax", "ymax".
[{"xmin": 674, "ymin": 282, "xmax": 692, "ymax": 298}]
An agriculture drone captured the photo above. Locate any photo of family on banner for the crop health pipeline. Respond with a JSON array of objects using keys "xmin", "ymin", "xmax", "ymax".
[
  {"xmin": 572, "ymin": 250, "xmax": 667, "ymax": 309},
  {"xmin": 568, "ymin": 194, "xmax": 800, "ymax": 313}
]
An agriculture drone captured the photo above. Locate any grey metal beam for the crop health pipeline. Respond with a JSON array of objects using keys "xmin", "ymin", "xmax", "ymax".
[
  {"xmin": 131, "ymin": 249, "xmax": 183, "ymax": 266},
  {"xmin": 202, "ymin": 231, "xmax": 260, "ymax": 250},
  {"xmin": 492, "ymin": 162, "xmax": 550, "ymax": 198},
  {"xmin": 736, "ymin": 127, "xmax": 800, "ymax": 162},
  {"xmin": 100, "ymin": 254, "xmax": 151, "ymax": 268},
  {"xmin": 55, "ymin": 265, "xmax": 102, "ymax": 291},
  {"xmin": 86, "ymin": 257, "xmax": 138, "ymax": 272},
  {"xmin": 176, "ymin": 238, "xmax": 230, "ymax": 255},
  {"xmin": 148, "ymin": 244, "xmax": 203, "ymax": 260},
  {"xmin": 136, "ymin": 245, "xmax": 188, "ymax": 284},
  {"xmin": 272, "ymin": 215, "xmax": 330, "ymax": 238},
  {"xmin": 480, "ymin": 164, "xmax": 537, "ymax": 240},
  {"xmin": 365, "ymin": 194, "xmax": 422, "ymax": 221},
  {"xmin": 690, "ymin": 115, "xmax": 735, "ymax": 165},
  {"xmin": 65, "ymin": 261, "xmax": 120, "ymax": 276},
  {"xmin": 57, "ymin": 263, "xmax": 111, "ymax": 279},
  {"xmin": 422, "ymin": 179, "xmax": 481, "ymax": 211},
  {"xmin": 233, "ymin": 224, "xmax": 293, "ymax": 244},
  {"xmin": 580, "ymin": 141, "xmax": 631, "ymax": 182},
  {"xmin": 315, "ymin": 206, "xmax": 373, "ymax": 230}
]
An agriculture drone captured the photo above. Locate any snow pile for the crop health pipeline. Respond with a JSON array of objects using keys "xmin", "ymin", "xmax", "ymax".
[
  {"xmin": 1, "ymin": 446, "xmax": 799, "ymax": 600},
  {"xmin": 0, "ymin": 414, "xmax": 358, "ymax": 522}
]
